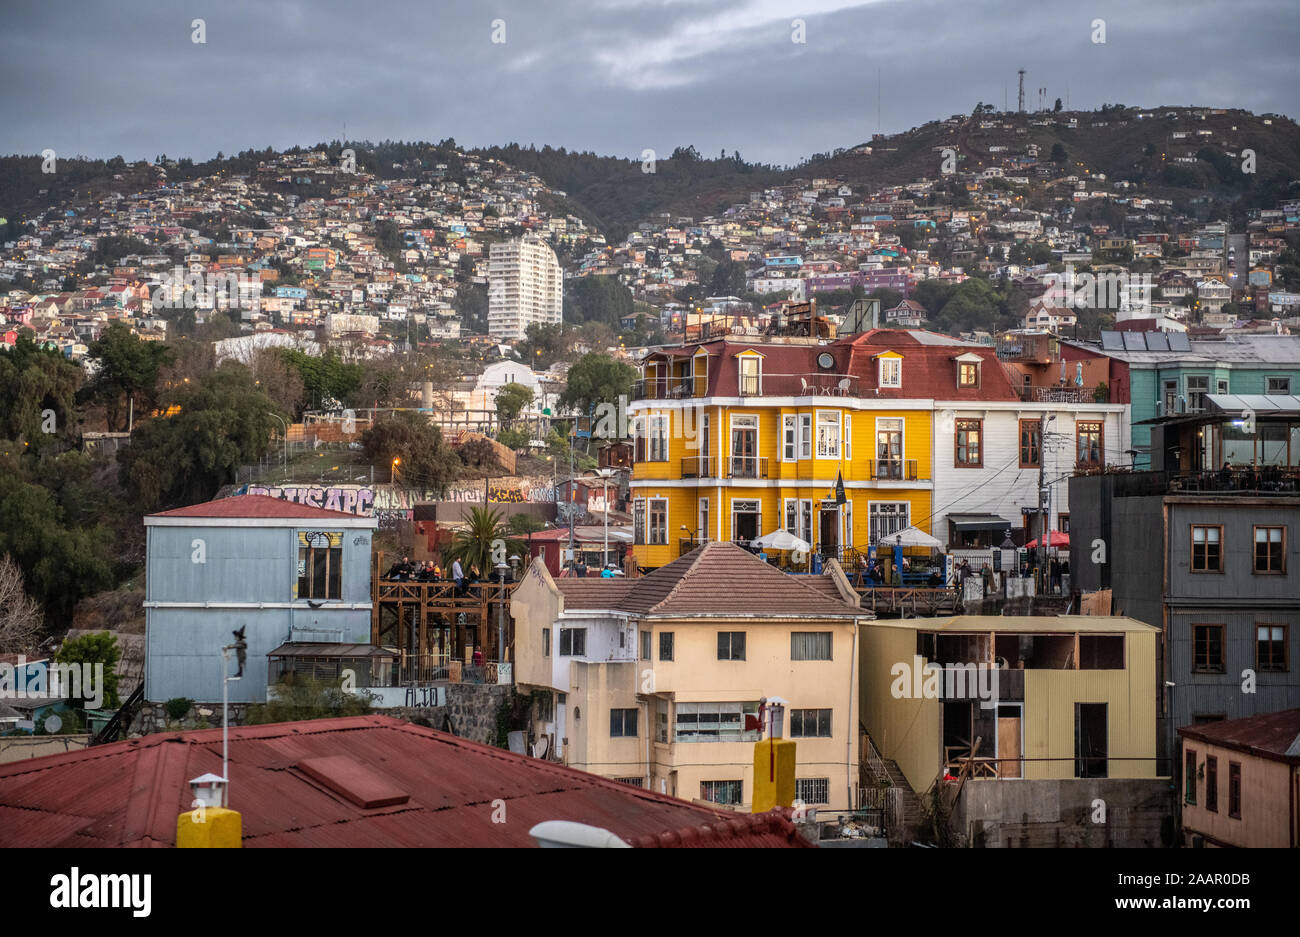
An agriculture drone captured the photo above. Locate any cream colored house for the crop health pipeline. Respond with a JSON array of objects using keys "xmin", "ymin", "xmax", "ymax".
[{"xmin": 511, "ymin": 542, "xmax": 870, "ymax": 811}]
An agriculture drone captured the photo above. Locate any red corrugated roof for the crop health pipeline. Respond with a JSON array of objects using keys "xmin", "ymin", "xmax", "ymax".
[
  {"xmin": 148, "ymin": 494, "xmax": 362, "ymax": 520},
  {"xmin": 0, "ymin": 716, "xmax": 812, "ymax": 848},
  {"xmin": 1178, "ymin": 708, "xmax": 1300, "ymax": 763}
]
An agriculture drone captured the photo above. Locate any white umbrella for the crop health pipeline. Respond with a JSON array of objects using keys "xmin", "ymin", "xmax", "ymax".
[
  {"xmin": 750, "ymin": 529, "xmax": 811, "ymax": 552},
  {"xmin": 886, "ymin": 526, "xmax": 943, "ymax": 549}
]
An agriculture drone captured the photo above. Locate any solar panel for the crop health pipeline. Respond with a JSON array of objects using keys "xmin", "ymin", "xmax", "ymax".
[
  {"xmin": 1100, "ymin": 331, "xmax": 1123, "ymax": 351},
  {"xmin": 1122, "ymin": 332, "xmax": 1146, "ymax": 350},
  {"xmin": 1146, "ymin": 332, "xmax": 1170, "ymax": 351},
  {"xmin": 1168, "ymin": 333, "xmax": 1191, "ymax": 351}
]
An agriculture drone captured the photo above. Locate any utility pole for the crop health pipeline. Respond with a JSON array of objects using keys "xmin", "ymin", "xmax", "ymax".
[{"xmin": 1017, "ymin": 69, "xmax": 1026, "ymax": 114}]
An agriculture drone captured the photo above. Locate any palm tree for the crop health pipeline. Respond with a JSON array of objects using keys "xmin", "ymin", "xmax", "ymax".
[{"xmin": 443, "ymin": 506, "xmax": 523, "ymax": 577}]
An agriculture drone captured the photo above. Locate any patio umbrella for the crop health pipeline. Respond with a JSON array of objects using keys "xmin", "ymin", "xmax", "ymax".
[
  {"xmin": 887, "ymin": 526, "xmax": 943, "ymax": 549},
  {"xmin": 1024, "ymin": 530, "xmax": 1070, "ymax": 548},
  {"xmin": 750, "ymin": 529, "xmax": 811, "ymax": 552}
]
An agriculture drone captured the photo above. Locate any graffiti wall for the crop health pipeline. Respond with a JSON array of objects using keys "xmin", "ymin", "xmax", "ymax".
[{"xmin": 238, "ymin": 477, "xmax": 557, "ymax": 517}]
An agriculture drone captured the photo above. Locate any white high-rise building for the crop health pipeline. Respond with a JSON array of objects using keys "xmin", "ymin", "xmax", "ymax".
[{"xmin": 488, "ymin": 236, "xmax": 563, "ymax": 339}]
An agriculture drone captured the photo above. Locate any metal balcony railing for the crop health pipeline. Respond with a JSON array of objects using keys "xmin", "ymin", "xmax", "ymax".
[
  {"xmin": 680, "ymin": 456, "xmax": 714, "ymax": 478},
  {"xmin": 728, "ymin": 456, "xmax": 769, "ymax": 479},
  {"xmin": 632, "ymin": 377, "xmax": 695, "ymax": 400},
  {"xmin": 867, "ymin": 458, "xmax": 918, "ymax": 481}
]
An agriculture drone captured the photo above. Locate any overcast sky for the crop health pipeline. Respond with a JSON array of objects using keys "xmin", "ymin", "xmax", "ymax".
[{"xmin": 2, "ymin": 0, "xmax": 1296, "ymax": 167}]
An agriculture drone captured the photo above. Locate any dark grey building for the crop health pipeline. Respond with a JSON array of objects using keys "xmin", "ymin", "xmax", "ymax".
[{"xmin": 1070, "ymin": 399, "xmax": 1300, "ymax": 772}]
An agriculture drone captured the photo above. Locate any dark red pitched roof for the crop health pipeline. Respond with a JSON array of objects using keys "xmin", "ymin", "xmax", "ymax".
[
  {"xmin": 1178, "ymin": 708, "xmax": 1300, "ymax": 763},
  {"xmin": 557, "ymin": 541, "xmax": 860, "ymax": 618},
  {"xmin": 148, "ymin": 493, "xmax": 362, "ymax": 521},
  {"xmin": 627, "ymin": 806, "xmax": 813, "ymax": 848},
  {"xmin": 0, "ymin": 716, "xmax": 811, "ymax": 847}
]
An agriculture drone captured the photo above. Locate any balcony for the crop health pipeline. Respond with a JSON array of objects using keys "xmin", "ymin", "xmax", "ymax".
[
  {"xmin": 680, "ymin": 456, "xmax": 715, "ymax": 478},
  {"xmin": 632, "ymin": 377, "xmax": 695, "ymax": 401},
  {"xmin": 867, "ymin": 459, "xmax": 919, "ymax": 481},
  {"xmin": 1093, "ymin": 467, "xmax": 1300, "ymax": 497},
  {"xmin": 727, "ymin": 456, "xmax": 769, "ymax": 479}
]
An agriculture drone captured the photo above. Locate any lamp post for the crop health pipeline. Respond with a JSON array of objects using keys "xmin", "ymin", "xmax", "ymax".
[
  {"xmin": 391, "ymin": 456, "xmax": 400, "ymax": 484},
  {"xmin": 495, "ymin": 559, "xmax": 509, "ymax": 666}
]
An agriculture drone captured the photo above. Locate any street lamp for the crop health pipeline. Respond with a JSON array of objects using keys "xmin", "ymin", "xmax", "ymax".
[
  {"xmin": 391, "ymin": 456, "xmax": 401, "ymax": 484},
  {"xmin": 588, "ymin": 467, "xmax": 616, "ymax": 570},
  {"xmin": 267, "ymin": 412, "xmax": 288, "ymax": 474}
]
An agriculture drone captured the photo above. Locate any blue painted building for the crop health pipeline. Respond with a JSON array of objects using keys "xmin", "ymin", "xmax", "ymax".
[{"xmin": 143, "ymin": 495, "xmax": 376, "ymax": 703}]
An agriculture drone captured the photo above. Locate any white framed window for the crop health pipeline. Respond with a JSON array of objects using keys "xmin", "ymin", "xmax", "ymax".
[
  {"xmin": 782, "ymin": 414, "xmax": 797, "ymax": 461},
  {"xmin": 699, "ymin": 496, "xmax": 710, "ymax": 541},
  {"xmin": 791, "ymin": 631, "xmax": 833, "ymax": 660},
  {"xmin": 738, "ymin": 354, "xmax": 762, "ymax": 395},
  {"xmin": 816, "ymin": 410, "xmax": 841, "ymax": 459},
  {"xmin": 648, "ymin": 497, "xmax": 668, "ymax": 544},
  {"xmin": 844, "ymin": 414, "xmax": 852, "ymax": 461},
  {"xmin": 844, "ymin": 500, "xmax": 853, "ymax": 548},
  {"xmin": 647, "ymin": 413, "xmax": 669, "ymax": 462},
  {"xmin": 879, "ymin": 356, "xmax": 902, "ymax": 388},
  {"xmin": 633, "ymin": 497, "xmax": 646, "ymax": 544},
  {"xmin": 783, "ymin": 498, "xmax": 811, "ymax": 544},
  {"xmin": 676, "ymin": 702, "xmax": 761, "ymax": 742},
  {"xmin": 799, "ymin": 413, "xmax": 812, "ymax": 459},
  {"xmin": 869, "ymin": 502, "xmax": 910, "ymax": 544}
]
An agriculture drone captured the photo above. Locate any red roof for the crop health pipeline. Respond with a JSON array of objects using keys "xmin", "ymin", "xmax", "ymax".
[
  {"xmin": 559, "ymin": 541, "xmax": 862, "ymax": 618},
  {"xmin": 1178, "ymin": 708, "xmax": 1300, "ymax": 764},
  {"xmin": 0, "ymin": 716, "xmax": 812, "ymax": 847},
  {"xmin": 148, "ymin": 493, "xmax": 362, "ymax": 521}
]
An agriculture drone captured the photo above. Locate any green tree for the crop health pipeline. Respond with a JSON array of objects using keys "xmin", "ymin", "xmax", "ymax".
[
  {"xmin": 361, "ymin": 411, "xmax": 460, "ymax": 491},
  {"xmin": 55, "ymin": 630, "xmax": 121, "ymax": 709},
  {"xmin": 566, "ymin": 275, "xmax": 634, "ymax": 327},
  {"xmin": 118, "ymin": 365, "xmax": 282, "ymax": 510},
  {"xmin": 559, "ymin": 353, "xmax": 636, "ymax": 415},
  {"xmin": 279, "ymin": 349, "xmax": 364, "ymax": 410},
  {"xmin": 1051, "ymin": 143, "xmax": 1068, "ymax": 164},
  {"xmin": 84, "ymin": 323, "xmax": 174, "ymax": 431},
  {"xmin": 495, "ymin": 382, "xmax": 534, "ymax": 424},
  {"xmin": 443, "ymin": 506, "xmax": 523, "ymax": 575},
  {"xmin": 0, "ymin": 332, "xmax": 83, "ymax": 450},
  {"xmin": 453, "ymin": 283, "xmax": 489, "ymax": 333}
]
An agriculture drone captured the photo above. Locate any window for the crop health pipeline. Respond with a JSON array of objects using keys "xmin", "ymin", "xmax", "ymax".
[
  {"xmin": 676, "ymin": 702, "xmax": 761, "ymax": 742},
  {"xmin": 1058, "ymin": 514, "xmax": 1070, "ymax": 533},
  {"xmin": 1254, "ymin": 526, "xmax": 1285, "ymax": 574},
  {"xmin": 633, "ymin": 415, "xmax": 645, "ymax": 462},
  {"xmin": 1266, "ymin": 376, "xmax": 1290, "ymax": 396},
  {"xmin": 717, "ymin": 631, "xmax": 746, "ymax": 661},
  {"xmin": 614, "ymin": 776, "xmax": 644, "ymax": 787},
  {"xmin": 783, "ymin": 414, "xmax": 797, "ymax": 461},
  {"xmin": 798, "ymin": 414, "xmax": 812, "ymax": 459},
  {"xmin": 869, "ymin": 502, "xmax": 910, "ymax": 544},
  {"xmin": 700, "ymin": 780, "xmax": 743, "ymax": 805},
  {"xmin": 1076, "ymin": 421, "xmax": 1103, "ymax": 468},
  {"xmin": 1228, "ymin": 762, "xmax": 1241, "ymax": 818},
  {"xmin": 1205, "ymin": 756, "xmax": 1218, "ymax": 813},
  {"xmin": 659, "ymin": 631, "xmax": 674, "ymax": 661},
  {"xmin": 1257, "ymin": 624, "xmax": 1288, "ymax": 672},
  {"xmin": 958, "ymin": 361, "xmax": 980, "ymax": 387},
  {"xmin": 785, "ymin": 498, "xmax": 813, "ymax": 544},
  {"xmin": 791, "ymin": 632, "xmax": 832, "ymax": 661},
  {"xmin": 297, "ymin": 531, "xmax": 343, "ymax": 600},
  {"xmin": 639, "ymin": 630, "xmax": 651, "ymax": 661},
  {"xmin": 1184, "ymin": 750, "xmax": 1197, "ymax": 804},
  {"xmin": 878, "ymin": 356, "xmax": 902, "ymax": 387},
  {"xmin": 1192, "ymin": 624, "xmax": 1225, "ymax": 674},
  {"xmin": 655, "ymin": 698, "xmax": 668, "ymax": 742},
  {"xmin": 542, "ymin": 628, "xmax": 550, "ymax": 657},
  {"xmin": 633, "ymin": 498, "xmax": 645, "ymax": 545},
  {"xmin": 698, "ymin": 497, "xmax": 709, "ymax": 542},
  {"xmin": 559, "ymin": 628, "xmax": 587, "ymax": 657},
  {"xmin": 1186, "ymin": 375, "xmax": 1209, "ymax": 412},
  {"xmin": 648, "ymin": 498, "xmax": 668, "ymax": 545},
  {"xmin": 1019, "ymin": 419, "xmax": 1041, "ymax": 468},
  {"xmin": 738, "ymin": 354, "xmax": 761, "ymax": 395},
  {"xmin": 844, "ymin": 414, "xmax": 852, "ymax": 460},
  {"xmin": 647, "ymin": 414, "xmax": 669, "ymax": 461},
  {"xmin": 796, "ymin": 778, "xmax": 829, "ymax": 805},
  {"xmin": 816, "ymin": 410, "xmax": 841, "ymax": 459},
  {"xmin": 875, "ymin": 418, "xmax": 903, "ymax": 478},
  {"xmin": 610, "ymin": 708, "xmax": 638, "ymax": 738},
  {"xmin": 790, "ymin": 708, "xmax": 833, "ymax": 738},
  {"xmin": 955, "ymin": 419, "xmax": 983, "ymax": 467},
  {"xmin": 1191, "ymin": 525, "xmax": 1223, "ymax": 572}
]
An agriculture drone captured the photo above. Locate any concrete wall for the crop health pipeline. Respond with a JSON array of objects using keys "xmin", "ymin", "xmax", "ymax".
[{"xmin": 957, "ymin": 777, "xmax": 1174, "ymax": 848}]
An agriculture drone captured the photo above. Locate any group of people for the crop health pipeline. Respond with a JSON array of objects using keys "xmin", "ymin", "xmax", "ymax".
[
  {"xmin": 856, "ymin": 555, "xmax": 945, "ymax": 588},
  {"xmin": 384, "ymin": 555, "xmax": 474, "ymax": 594},
  {"xmin": 566, "ymin": 557, "xmax": 621, "ymax": 578}
]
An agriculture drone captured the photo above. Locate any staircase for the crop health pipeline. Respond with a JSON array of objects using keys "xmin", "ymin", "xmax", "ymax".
[
  {"xmin": 92, "ymin": 683, "xmax": 144, "ymax": 745},
  {"xmin": 861, "ymin": 731, "xmax": 926, "ymax": 845}
]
